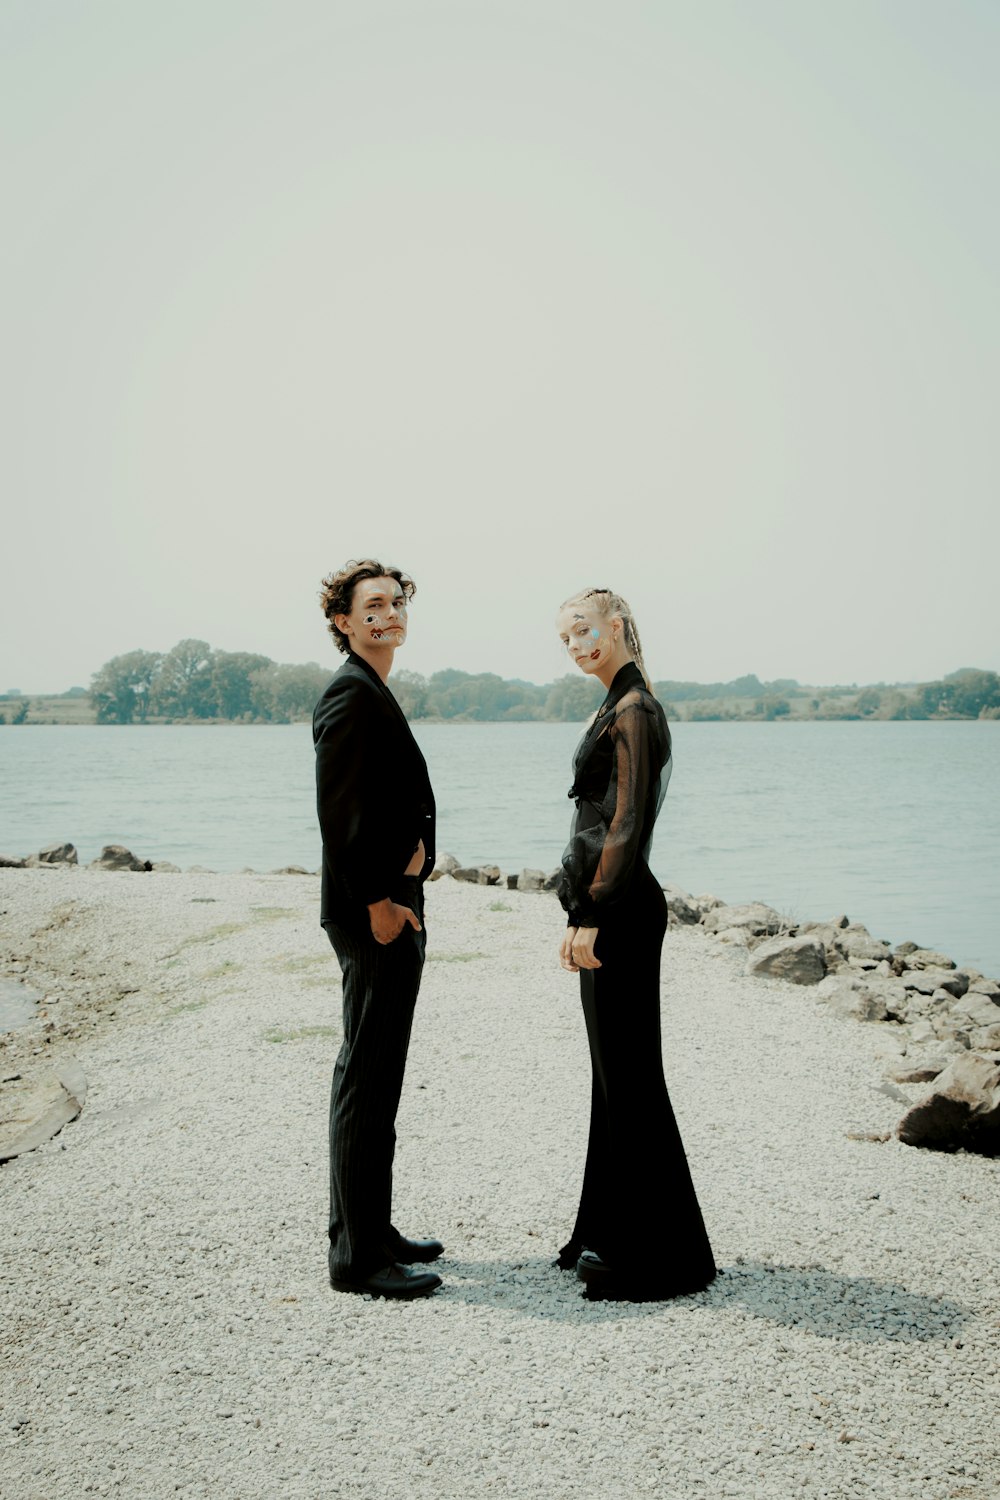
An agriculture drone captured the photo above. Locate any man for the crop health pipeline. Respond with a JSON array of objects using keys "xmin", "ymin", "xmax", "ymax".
[{"xmin": 313, "ymin": 558, "xmax": 442, "ymax": 1299}]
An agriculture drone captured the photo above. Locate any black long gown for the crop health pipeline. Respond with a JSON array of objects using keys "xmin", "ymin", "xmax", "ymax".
[{"xmin": 556, "ymin": 661, "xmax": 716, "ymax": 1300}]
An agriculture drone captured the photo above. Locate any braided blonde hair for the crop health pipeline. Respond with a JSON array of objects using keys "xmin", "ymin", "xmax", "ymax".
[{"xmin": 560, "ymin": 587, "xmax": 652, "ymax": 691}]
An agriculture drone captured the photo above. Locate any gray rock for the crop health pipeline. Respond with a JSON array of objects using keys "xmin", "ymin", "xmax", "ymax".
[
  {"xmin": 89, "ymin": 845, "xmax": 152, "ymax": 872},
  {"xmin": 893, "ymin": 940, "xmax": 919, "ymax": 955},
  {"xmin": 269, "ymin": 865, "xmax": 312, "ymax": 876},
  {"xmin": 817, "ymin": 975, "xmax": 889, "ymax": 1022},
  {"xmin": 25, "ymin": 842, "xmax": 78, "ymax": 866},
  {"xmin": 663, "ymin": 885, "xmax": 700, "ymax": 926},
  {"xmin": 0, "ymin": 854, "xmax": 26, "ymax": 868},
  {"xmin": 896, "ymin": 1053, "xmax": 1000, "ymax": 1155},
  {"xmin": 452, "ymin": 865, "xmax": 502, "ymax": 887},
  {"xmin": 950, "ymin": 994, "xmax": 1000, "ymax": 1029},
  {"xmin": 151, "ymin": 861, "xmax": 181, "ymax": 873},
  {"xmin": 701, "ymin": 902, "xmax": 784, "ymax": 938},
  {"xmin": 904, "ymin": 948, "xmax": 957, "ymax": 971},
  {"xmin": 890, "ymin": 1062, "xmax": 949, "ymax": 1084},
  {"xmin": 746, "ymin": 935, "xmax": 826, "ymax": 985},
  {"xmin": 836, "ymin": 927, "xmax": 892, "ymax": 963},
  {"xmin": 427, "ymin": 852, "xmax": 460, "ymax": 882},
  {"xmin": 0, "ymin": 1058, "xmax": 87, "ymax": 1161},
  {"xmin": 516, "ymin": 868, "xmax": 548, "ymax": 893},
  {"xmin": 846, "ymin": 955, "xmax": 892, "ymax": 975},
  {"xmin": 714, "ymin": 926, "xmax": 750, "ymax": 947},
  {"xmin": 542, "ymin": 869, "xmax": 562, "ymax": 892},
  {"xmin": 690, "ymin": 893, "xmax": 725, "ymax": 915},
  {"xmin": 505, "ymin": 873, "xmax": 519, "ymax": 889},
  {"xmin": 969, "ymin": 976, "xmax": 1000, "ymax": 1000},
  {"xmin": 930, "ymin": 1021, "xmax": 970, "ymax": 1047},
  {"xmin": 797, "ymin": 921, "xmax": 845, "ymax": 950},
  {"xmin": 969, "ymin": 1023, "xmax": 1000, "ymax": 1051},
  {"xmin": 899, "ymin": 968, "xmax": 969, "ymax": 999}
]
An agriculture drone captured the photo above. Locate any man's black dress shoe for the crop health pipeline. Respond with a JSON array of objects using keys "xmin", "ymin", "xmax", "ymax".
[
  {"xmin": 388, "ymin": 1235, "xmax": 444, "ymax": 1264},
  {"xmin": 330, "ymin": 1262, "xmax": 442, "ymax": 1299}
]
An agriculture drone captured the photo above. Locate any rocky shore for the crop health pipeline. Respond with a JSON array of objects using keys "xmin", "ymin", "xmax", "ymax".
[{"xmin": 1, "ymin": 855, "xmax": 998, "ymax": 1498}]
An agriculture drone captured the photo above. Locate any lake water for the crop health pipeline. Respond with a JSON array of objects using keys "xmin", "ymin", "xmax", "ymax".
[{"xmin": 1, "ymin": 721, "xmax": 998, "ymax": 976}]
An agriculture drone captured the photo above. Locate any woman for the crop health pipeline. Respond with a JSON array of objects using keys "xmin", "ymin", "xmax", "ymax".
[{"xmin": 554, "ymin": 587, "xmax": 716, "ymax": 1301}]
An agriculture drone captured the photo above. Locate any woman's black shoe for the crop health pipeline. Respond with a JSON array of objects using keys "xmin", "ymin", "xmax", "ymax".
[{"xmin": 576, "ymin": 1249, "xmax": 615, "ymax": 1283}]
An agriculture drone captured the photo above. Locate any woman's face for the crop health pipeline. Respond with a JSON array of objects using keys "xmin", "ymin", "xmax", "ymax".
[
  {"xmin": 556, "ymin": 603, "xmax": 618, "ymax": 675},
  {"xmin": 339, "ymin": 576, "xmax": 409, "ymax": 650}
]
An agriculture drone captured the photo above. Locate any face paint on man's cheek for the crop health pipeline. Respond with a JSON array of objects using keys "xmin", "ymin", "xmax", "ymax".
[{"xmin": 364, "ymin": 611, "xmax": 406, "ymax": 643}]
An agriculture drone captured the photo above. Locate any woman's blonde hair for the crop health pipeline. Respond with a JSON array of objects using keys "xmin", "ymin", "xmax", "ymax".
[{"xmin": 560, "ymin": 587, "xmax": 651, "ymax": 691}]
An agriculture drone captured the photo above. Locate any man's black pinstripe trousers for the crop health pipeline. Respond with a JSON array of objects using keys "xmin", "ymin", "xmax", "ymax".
[{"xmin": 322, "ymin": 877, "xmax": 426, "ymax": 1282}]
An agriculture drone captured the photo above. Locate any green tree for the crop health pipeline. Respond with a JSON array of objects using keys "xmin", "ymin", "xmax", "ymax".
[
  {"xmin": 754, "ymin": 696, "xmax": 791, "ymax": 720},
  {"xmin": 941, "ymin": 669, "xmax": 1000, "ymax": 718},
  {"xmin": 250, "ymin": 662, "xmax": 330, "ymax": 721},
  {"xmin": 543, "ymin": 674, "xmax": 603, "ymax": 722},
  {"xmin": 391, "ymin": 670, "xmax": 429, "ymax": 719},
  {"xmin": 154, "ymin": 639, "xmax": 213, "ymax": 718},
  {"xmin": 855, "ymin": 688, "xmax": 881, "ymax": 716},
  {"xmin": 90, "ymin": 650, "xmax": 163, "ymax": 724},
  {"xmin": 210, "ymin": 651, "xmax": 273, "ymax": 719}
]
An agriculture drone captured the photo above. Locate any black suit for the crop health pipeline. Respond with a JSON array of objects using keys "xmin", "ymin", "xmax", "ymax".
[{"xmin": 313, "ymin": 651, "xmax": 436, "ymax": 1280}]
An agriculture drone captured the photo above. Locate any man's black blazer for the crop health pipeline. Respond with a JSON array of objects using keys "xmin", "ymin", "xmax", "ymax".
[{"xmin": 313, "ymin": 651, "xmax": 436, "ymax": 925}]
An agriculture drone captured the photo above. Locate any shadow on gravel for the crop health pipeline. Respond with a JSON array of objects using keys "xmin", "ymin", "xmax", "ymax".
[
  {"xmin": 711, "ymin": 1260, "xmax": 968, "ymax": 1342},
  {"xmin": 437, "ymin": 1256, "xmax": 967, "ymax": 1341}
]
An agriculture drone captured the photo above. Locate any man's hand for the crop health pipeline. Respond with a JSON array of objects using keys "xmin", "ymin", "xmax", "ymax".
[
  {"xmin": 403, "ymin": 838, "xmax": 426, "ymax": 877},
  {"xmin": 368, "ymin": 897, "xmax": 421, "ymax": 945},
  {"xmin": 570, "ymin": 926, "xmax": 601, "ymax": 970}
]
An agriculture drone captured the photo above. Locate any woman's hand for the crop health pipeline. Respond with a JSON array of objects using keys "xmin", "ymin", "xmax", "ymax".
[
  {"xmin": 559, "ymin": 927, "xmax": 579, "ymax": 972},
  {"xmin": 571, "ymin": 926, "xmax": 601, "ymax": 969},
  {"xmin": 368, "ymin": 896, "xmax": 421, "ymax": 944}
]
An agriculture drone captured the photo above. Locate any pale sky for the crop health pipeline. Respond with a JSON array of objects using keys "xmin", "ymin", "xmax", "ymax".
[{"xmin": 2, "ymin": 0, "xmax": 997, "ymax": 694}]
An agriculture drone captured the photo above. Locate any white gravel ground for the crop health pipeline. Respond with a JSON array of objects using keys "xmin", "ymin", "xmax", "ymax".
[{"xmin": 1, "ymin": 868, "xmax": 998, "ymax": 1500}]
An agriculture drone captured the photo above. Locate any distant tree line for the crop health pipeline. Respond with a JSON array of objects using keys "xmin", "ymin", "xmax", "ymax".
[
  {"xmin": 3, "ymin": 657, "xmax": 997, "ymax": 726},
  {"xmin": 88, "ymin": 641, "xmax": 333, "ymax": 724},
  {"xmin": 84, "ymin": 644, "xmax": 614, "ymax": 724}
]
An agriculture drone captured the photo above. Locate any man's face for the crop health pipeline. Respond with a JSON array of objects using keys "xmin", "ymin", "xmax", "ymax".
[{"xmin": 337, "ymin": 576, "xmax": 409, "ymax": 651}]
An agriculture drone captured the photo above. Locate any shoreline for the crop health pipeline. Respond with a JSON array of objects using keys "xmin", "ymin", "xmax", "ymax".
[{"xmin": 2, "ymin": 859, "xmax": 997, "ymax": 1157}]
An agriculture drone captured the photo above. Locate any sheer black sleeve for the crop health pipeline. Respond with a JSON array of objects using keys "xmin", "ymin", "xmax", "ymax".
[{"xmin": 558, "ymin": 692, "xmax": 669, "ymax": 927}]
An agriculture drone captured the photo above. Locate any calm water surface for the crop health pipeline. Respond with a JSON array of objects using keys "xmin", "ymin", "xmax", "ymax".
[{"xmin": 1, "ymin": 721, "xmax": 998, "ymax": 975}]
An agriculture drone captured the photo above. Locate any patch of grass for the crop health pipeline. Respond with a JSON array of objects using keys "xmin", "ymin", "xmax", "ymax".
[
  {"xmin": 488, "ymin": 900, "xmax": 512, "ymax": 912},
  {"xmin": 168, "ymin": 997, "xmax": 211, "ymax": 1016},
  {"xmin": 301, "ymin": 975, "xmax": 339, "ymax": 990},
  {"xmin": 265, "ymin": 953, "xmax": 329, "ymax": 974},
  {"xmin": 263, "ymin": 1024, "xmax": 338, "ymax": 1045},
  {"xmin": 202, "ymin": 960, "xmax": 240, "ymax": 979},
  {"xmin": 250, "ymin": 907, "xmax": 297, "ymax": 922},
  {"xmin": 426, "ymin": 952, "xmax": 488, "ymax": 963},
  {"xmin": 181, "ymin": 922, "xmax": 246, "ymax": 947}
]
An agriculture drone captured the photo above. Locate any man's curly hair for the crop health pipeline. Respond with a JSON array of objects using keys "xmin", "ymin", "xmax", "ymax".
[{"xmin": 318, "ymin": 559, "xmax": 417, "ymax": 656}]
